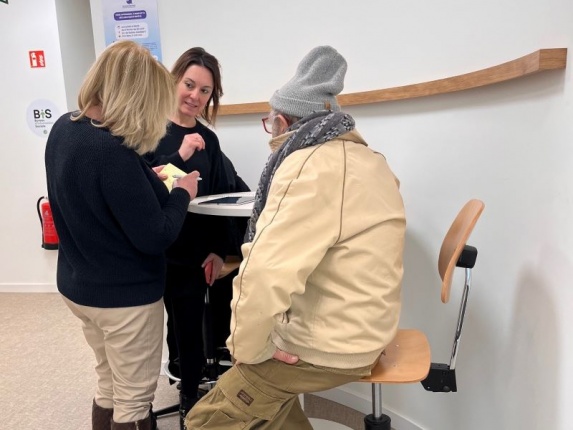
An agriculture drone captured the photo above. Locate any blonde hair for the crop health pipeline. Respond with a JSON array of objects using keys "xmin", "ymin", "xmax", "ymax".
[{"xmin": 74, "ymin": 40, "xmax": 176, "ymax": 155}]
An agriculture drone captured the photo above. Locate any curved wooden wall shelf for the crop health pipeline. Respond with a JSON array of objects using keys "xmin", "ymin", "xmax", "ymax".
[{"xmin": 218, "ymin": 48, "xmax": 567, "ymax": 116}]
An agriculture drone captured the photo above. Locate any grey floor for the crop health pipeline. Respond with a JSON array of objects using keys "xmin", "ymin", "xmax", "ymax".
[{"xmin": 0, "ymin": 293, "xmax": 365, "ymax": 430}]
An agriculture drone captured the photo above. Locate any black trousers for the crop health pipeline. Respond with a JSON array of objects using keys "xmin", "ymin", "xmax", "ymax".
[
  {"xmin": 164, "ymin": 262, "xmax": 234, "ymax": 397},
  {"xmin": 164, "ymin": 262, "xmax": 208, "ymax": 398},
  {"xmin": 208, "ymin": 270, "xmax": 235, "ymax": 350}
]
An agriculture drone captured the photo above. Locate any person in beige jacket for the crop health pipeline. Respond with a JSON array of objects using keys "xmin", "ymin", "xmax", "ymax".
[{"xmin": 186, "ymin": 45, "xmax": 406, "ymax": 430}]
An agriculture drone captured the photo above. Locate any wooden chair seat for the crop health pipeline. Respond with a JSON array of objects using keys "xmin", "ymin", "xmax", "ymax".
[{"xmin": 361, "ymin": 329, "xmax": 431, "ymax": 384}]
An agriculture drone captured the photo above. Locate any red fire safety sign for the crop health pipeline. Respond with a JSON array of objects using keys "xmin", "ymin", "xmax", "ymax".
[{"xmin": 29, "ymin": 51, "xmax": 46, "ymax": 68}]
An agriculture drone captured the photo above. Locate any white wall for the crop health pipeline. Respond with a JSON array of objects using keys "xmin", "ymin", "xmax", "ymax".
[
  {"xmin": 2, "ymin": 1, "xmax": 573, "ymax": 429},
  {"xmin": 0, "ymin": 0, "xmax": 93, "ymax": 292},
  {"xmin": 55, "ymin": 0, "xmax": 96, "ymax": 111},
  {"xmin": 150, "ymin": 5, "xmax": 573, "ymax": 428},
  {"xmin": 155, "ymin": 2, "xmax": 573, "ymax": 429},
  {"xmin": 0, "ymin": 0, "xmax": 67, "ymax": 290}
]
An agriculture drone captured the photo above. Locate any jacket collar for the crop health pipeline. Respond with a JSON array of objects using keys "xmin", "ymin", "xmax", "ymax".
[{"xmin": 268, "ymin": 128, "xmax": 368, "ymax": 154}]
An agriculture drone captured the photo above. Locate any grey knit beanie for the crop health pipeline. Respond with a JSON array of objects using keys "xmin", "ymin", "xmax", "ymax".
[{"xmin": 269, "ymin": 45, "xmax": 347, "ymax": 118}]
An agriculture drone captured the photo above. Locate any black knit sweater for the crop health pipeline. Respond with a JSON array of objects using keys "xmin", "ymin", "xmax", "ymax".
[{"xmin": 45, "ymin": 113, "xmax": 191, "ymax": 308}]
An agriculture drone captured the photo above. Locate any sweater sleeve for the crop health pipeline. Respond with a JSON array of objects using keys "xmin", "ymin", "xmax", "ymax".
[
  {"xmin": 205, "ymin": 137, "xmax": 231, "ymax": 260},
  {"xmin": 101, "ymin": 147, "xmax": 190, "ymax": 255},
  {"xmin": 227, "ymin": 145, "xmax": 344, "ymax": 364}
]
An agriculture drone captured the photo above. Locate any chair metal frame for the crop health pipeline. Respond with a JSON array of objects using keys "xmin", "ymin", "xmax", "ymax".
[{"xmin": 362, "ymin": 199, "xmax": 485, "ymax": 430}]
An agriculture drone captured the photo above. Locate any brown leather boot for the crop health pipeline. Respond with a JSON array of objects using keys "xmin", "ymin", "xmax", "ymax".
[
  {"xmin": 110, "ymin": 404, "xmax": 156, "ymax": 430},
  {"xmin": 111, "ymin": 414, "xmax": 153, "ymax": 430},
  {"xmin": 92, "ymin": 399, "xmax": 113, "ymax": 430}
]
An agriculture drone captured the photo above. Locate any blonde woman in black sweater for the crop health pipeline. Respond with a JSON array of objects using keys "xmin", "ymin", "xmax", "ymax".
[{"xmin": 45, "ymin": 40, "xmax": 200, "ymax": 430}]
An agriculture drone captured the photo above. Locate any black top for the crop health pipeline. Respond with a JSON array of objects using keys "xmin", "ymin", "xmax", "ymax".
[
  {"xmin": 144, "ymin": 121, "xmax": 229, "ymax": 265},
  {"xmin": 221, "ymin": 152, "xmax": 250, "ymax": 256},
  {"xmin": 45, "ymin": 113, "xmax": 191, "ymax": 308}
]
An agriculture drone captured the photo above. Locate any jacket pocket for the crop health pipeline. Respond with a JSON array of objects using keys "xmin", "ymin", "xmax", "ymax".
[{"xmin": 197, "ymin": 410, "xmax": 250, "ymax": 430}]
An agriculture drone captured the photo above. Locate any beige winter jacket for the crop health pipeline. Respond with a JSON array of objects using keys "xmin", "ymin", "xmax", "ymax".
[{"xmin": 227, "ymin": 128, "xmax": 405, "ymax": 369}]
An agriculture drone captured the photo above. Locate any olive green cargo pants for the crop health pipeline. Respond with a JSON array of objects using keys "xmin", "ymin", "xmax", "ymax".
[{"xmin": 185, "ymin": 358, "xmax": 373, "ymax": 429}]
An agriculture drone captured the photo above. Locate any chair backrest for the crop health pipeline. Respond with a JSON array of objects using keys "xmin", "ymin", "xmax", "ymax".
[{"xmin": 438, "ymin": 199, "xmax": 485, "ymax": 303}]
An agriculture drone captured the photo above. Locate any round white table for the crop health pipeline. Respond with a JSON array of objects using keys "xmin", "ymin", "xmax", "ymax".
[{"xmin": 188, "ymin": 191, "xmax": 255, "ymax": 217}]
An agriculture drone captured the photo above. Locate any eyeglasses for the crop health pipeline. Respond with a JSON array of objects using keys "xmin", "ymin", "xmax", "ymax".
[{"xmin": 262, "ymin": 116, "xmax": 273, "ymax": 134}]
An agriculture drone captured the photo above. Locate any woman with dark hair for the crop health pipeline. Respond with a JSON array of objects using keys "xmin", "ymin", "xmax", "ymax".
[{"xmin": 144, "ymin": 47, "xmax": 230, "ymax": 429}]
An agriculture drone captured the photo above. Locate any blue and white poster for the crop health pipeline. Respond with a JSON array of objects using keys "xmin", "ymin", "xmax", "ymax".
[{"xmin": 102, "ymin": 0, "xmax": 162, "ymax": 62}]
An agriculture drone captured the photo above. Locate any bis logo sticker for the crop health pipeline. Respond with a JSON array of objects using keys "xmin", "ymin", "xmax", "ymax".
[{"xmin": 27, "ymin": 100, "xmax": 60, "ymax": 137}]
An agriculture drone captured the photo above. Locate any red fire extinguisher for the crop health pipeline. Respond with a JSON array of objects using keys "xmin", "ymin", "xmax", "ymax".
[{"xmin": 37, "ymin": 196, "xmax": 59, "ymax": 250}]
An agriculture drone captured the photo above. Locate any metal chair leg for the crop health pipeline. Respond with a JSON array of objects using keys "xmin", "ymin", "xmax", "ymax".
[{"xmin": 363, "ymin": 383, "xmax": 391, "ymax": 430}]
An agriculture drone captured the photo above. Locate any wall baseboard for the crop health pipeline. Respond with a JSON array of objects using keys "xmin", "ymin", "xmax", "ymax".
[
  {"xmin": 0, "ymin": 284, "xmax": 57, "ymax": 293},
  {"xmin": 314, "ymin": 386, "xmax": 423, "ymax": 430}
]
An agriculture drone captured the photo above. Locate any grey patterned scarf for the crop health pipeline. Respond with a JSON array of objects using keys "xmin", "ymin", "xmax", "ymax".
[{"xmin": 245, "ymin": 110, "xmax": 355, "ymax": 242}]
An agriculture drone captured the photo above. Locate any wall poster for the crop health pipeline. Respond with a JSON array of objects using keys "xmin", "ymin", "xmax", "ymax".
[{"xmin": 101, "ymin": 0, "xmax": 162, "ymax": 62}]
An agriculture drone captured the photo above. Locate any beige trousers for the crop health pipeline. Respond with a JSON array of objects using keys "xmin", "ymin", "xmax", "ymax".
[
  {"xmin": 185, "ymin": 358, "xmax": 373, "ymax": 430},
  {"xmin": 62, "ymin": 296, "xmax": 164, "ymax": 423}
]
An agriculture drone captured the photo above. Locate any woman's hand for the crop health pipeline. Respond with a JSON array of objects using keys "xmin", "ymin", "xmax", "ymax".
[
  {"xmin": 178, "ymin": 133, "xmax": 205, "ymax": 161},
  {"xmin": 201, "ymin": 253, "xmax": 224, "ymax": 286},
  {"xmin": 152, "ymin": 165, "xmax": 168, "ymax": 181},
  {"xmin": 172, "ymin": 170, "xmax": 200, "ymax": 199}
]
